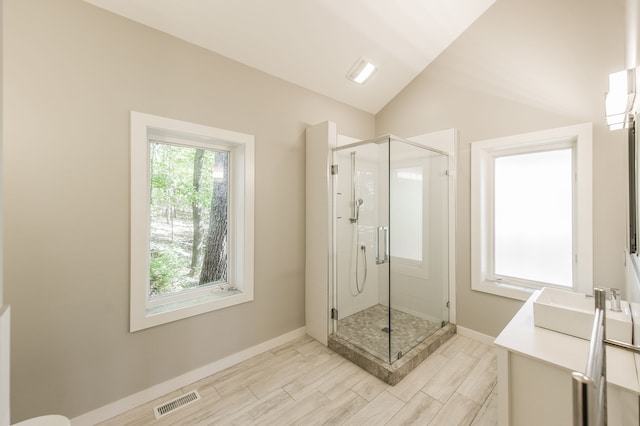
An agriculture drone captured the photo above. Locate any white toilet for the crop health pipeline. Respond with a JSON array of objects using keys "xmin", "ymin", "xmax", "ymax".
[{"xmin": 1, "ymin": 306, "xmax": 71, "ymax": 426}]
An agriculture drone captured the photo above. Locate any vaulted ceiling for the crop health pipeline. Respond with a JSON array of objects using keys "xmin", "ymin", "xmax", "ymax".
[{"xmin": 82, "ymin": 0, "xmax": 496, "ymax": 114}]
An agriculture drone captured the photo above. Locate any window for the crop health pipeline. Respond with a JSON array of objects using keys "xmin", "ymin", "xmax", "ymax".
[
  {"xmin": 130, "ymin": 112, "xmax": 254, "ymax": 332},
  {"xmin": 471, "ymin": 123, "xmax": 592, "ymax": 300},
  {"xmin": 391, "ymin": 166, "xmax": 423, "ymax": 262}
]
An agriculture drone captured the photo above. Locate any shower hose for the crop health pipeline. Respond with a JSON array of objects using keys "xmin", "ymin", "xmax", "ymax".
[{"xmin": 355, "ymin": 242, "xmax": 367, "ymax": 294}]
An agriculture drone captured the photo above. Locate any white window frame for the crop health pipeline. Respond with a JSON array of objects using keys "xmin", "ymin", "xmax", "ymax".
[
  {"xmin": 130, "ymin": 111, "xmax": 255, "ymax": 332},
  {"xmin": 471, "ymin": 123, "xmax": 592, "ymax": 301}
]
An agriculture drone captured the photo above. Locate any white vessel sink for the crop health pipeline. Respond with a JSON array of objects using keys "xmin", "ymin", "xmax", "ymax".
[{"xmin": 532, "ymin": 287, "xmax": 633, "ymax": 344}]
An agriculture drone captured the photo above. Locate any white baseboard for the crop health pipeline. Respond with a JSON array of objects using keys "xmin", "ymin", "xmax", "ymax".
[
  {"xmin": 456, "ymin": 326, "xmax": 496, "ymax": 346},
  {"xmin": 71, "ymin": 327, "xmax": 307, "ymax": 426}
]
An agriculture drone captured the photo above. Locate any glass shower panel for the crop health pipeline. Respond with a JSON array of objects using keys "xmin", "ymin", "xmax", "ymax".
[
  {"xmin": 333, "ymin": 141, "xmax": 391, "ymax": 363},
  {"xmin": 389, "ymin": 139, "xmax": 449, "ymax": 362},
  {"xmin": 332, "ymin": 136, "xmax": 449, "ymax": 365}
]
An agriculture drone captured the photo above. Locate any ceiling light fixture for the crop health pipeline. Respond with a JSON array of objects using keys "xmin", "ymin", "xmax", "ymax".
[
  {"xmin": 605, "ymin": 69, "xmax": 636, "ymax": 130},
  {"xmin": 347, "ymin": 58, "xmax": 376, "ymax": 84}
]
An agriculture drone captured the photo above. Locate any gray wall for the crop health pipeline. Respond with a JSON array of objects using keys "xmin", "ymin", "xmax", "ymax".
[
  {"xmin": 376, "ymin": 0, "xmax": 628, "ymax": 336},
  {"xmin": 3, "ymin": 0, "xmax": 374, "ymax": 421}
]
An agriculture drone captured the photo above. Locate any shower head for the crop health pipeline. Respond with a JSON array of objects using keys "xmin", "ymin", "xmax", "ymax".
[{"xmin": 356, "ymin": 198, "xmax": 364, "ymax": 206}]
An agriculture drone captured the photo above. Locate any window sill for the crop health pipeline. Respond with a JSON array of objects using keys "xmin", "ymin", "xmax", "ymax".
[
  {"xmin": 147, "ymin": 286, "xmax": 243, "ymax": 315},
  {"xmin": 131, "ymin": 287, "xmax": 253, "ymax": 332},
  {"xmin": 472, "ymin": 279, "xmax": 536, "ymax": 301}
]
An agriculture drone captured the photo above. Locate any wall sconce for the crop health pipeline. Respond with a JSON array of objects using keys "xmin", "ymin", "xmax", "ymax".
[{"xmin": 606, "ymin": 69, "xmax": 636, "ymax": 130}]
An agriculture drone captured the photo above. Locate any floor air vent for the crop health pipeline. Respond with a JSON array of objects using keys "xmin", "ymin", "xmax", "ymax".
[{"xmin": 153, "ymin": 390, "xmax": 201, "ymax": 419}]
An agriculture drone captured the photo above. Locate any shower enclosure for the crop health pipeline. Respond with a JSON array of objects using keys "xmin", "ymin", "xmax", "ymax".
[{"xmin": 330, "ymin": 135, "xmax": 450, "ymax": 365}]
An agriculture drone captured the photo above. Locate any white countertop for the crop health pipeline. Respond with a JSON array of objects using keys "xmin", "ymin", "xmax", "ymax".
[{"xmin": 494, "ymin": 290, "xmax": 640, "ymax": 394}]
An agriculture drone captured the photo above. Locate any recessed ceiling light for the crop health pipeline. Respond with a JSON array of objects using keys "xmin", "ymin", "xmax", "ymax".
[{"xmin": 347, "ymin": 58, "xmax": 376, "ymax": 84}]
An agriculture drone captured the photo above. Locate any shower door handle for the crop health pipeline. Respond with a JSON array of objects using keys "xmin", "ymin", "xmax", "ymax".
[{"xmin": 376, "ymin": 226, "xmax": 389, "ymax": 265}]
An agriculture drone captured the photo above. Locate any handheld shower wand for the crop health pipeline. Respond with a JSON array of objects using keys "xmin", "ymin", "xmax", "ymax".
[{"xmin": 355, "ymin": 198, "xmax": 363, "ymax": 222}]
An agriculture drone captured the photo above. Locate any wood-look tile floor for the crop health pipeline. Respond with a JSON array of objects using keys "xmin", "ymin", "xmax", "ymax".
[{"xmin": 98, "ymin": 334, "xmax": 497, "ymax": 425}]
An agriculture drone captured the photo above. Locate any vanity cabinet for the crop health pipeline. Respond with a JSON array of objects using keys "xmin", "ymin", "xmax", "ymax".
[{"xmin": 494, "ymin": 292, "xmax": 640, "ymax": 425}]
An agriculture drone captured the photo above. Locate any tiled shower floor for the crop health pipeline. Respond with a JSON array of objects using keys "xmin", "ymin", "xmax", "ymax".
[{"xmin": 335, "ymin": 304, "xmax": 442, "ymax": 362}]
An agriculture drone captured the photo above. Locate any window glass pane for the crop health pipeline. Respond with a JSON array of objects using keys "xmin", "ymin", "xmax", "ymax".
[
  {"xmin": 390, "ymin": 167, "xmax": 422, "ymax": 261},
  {"xmin": 149, "ymin": 142, "xmax": 229, "ymax": 299},
  {"xmin": 494, "ymin": 149, "xmax": 572, "ymax": 286}
]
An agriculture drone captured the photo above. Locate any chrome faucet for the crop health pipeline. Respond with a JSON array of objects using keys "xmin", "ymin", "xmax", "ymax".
[{"xmin": 609, "ymin": 288, "xmax": 622, "ymax": 312}]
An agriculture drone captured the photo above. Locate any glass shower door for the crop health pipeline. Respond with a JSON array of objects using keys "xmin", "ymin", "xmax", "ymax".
[
  {"xmin": 333, "ymin": 140, "xmax": 391, "ymax": 363},
  {"xmin": 389, "ymin": 139, "xmax": 449, "ymax": 362}
]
